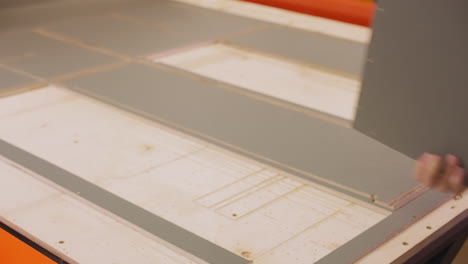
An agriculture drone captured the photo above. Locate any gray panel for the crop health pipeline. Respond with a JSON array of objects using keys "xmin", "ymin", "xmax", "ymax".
[
  {"xmin": 160, "ymin": 12, "xmax": 262, "ymax": 40},
  {"xmin": 45, "ymin": 15, "xmax": 214, "ymax": 56},
  {"xmin": 0, "ymin": 31, "xmax": 117, "ymax": 78},
  {"xmin": 0, "ymin": 139, "xmax": 248, "ymax": 264},
  {"xmin": 122, "ymin": 2, "xmax": 263, "ymax": 40},
  {"xmin": 6, "ymin": 49, "xmax": 116, "ymax": 78},
  {"xmin": 354, "ymin": 0, "xmax": 468, "ymax": 169},
  {"xmin": 63, "ymin": 63, "xmax": 417, "ymax": 204},
  {"xmin": 0, "ymin": 68, "xmax": 37, "ymax": 91},
  {"xmin": 0, "ymin": 30, "xmax": 50, "ymax": 60},
  {"xmin": 118, "ymin": 0, "xmax": 262, "ymax": 40},
  {"xmin": 116, "ymin": 1, "xmax": 194, "ymax": 24},
  {"xmin": 0, "ymin": 0, "xmax": 59, "ymax": 9},
  {"xmin": 227, "ymin": 26, "xmax": 367, "ymax": 77},
  {"xmin": 316, "ymin": 191, "xmax": 450, "ymax": 264},
  {"xmin": 0, "ymin": 0, "xmax": 163, "ymax": 33}
]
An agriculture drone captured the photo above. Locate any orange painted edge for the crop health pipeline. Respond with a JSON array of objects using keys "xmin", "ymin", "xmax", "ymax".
[
  {"xmin": 239, "ymin": 0, "xmax": 376, "ymax": 27},
  {"xmin": 0, "ymin": 228, "xmax": 56, "ymax": 264}
]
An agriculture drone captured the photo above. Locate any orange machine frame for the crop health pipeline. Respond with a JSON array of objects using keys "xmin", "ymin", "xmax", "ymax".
[{"xmin": 0, "ymin": 227, "xmax": 56, "ymax": 264}]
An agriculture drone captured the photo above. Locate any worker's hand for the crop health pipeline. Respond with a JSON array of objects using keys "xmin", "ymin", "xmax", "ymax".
[{"xmin": 414, "ymin": 153, "xmax": 466, "ymax": 195}]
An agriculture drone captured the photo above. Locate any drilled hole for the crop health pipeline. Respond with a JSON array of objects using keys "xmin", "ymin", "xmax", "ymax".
[
  {"xmin": 451, "ymin": 206, "xmax": 456, "ymax": 209},
  {"xmin": 402, "ymin": 242, "xmax": 409, "ymax": 246},
  {"xmin": 232, "ymin": 213, "xmax": 237, "ymax": 217},
  {"xmin": 426, "ymin": 226, "xmax": 432, "ymax": 230},
  {"xmin": 58, "ymin": 241, "xmax": 65, "ymax": 244}
]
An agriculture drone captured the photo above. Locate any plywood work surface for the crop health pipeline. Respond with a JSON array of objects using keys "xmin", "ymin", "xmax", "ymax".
[
  {"xmin": 0, "ymin": 1, "xmax": 465, "ymax": 263},
  {"xmin": 0, "ymin": 86, "xmax": 388, "ymax": 263},
  {"xmin": 0, "ymin": 159, "xmax": 198, "ymax": 264},
  {"xmin": 1, "ymin": 86, "xmax": 466, "ymax": 264}
]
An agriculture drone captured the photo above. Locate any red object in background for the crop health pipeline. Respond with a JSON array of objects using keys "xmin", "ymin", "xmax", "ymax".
[{"xmin": 239, "ymin": 0, "xmax": 376, "ymax": 27}]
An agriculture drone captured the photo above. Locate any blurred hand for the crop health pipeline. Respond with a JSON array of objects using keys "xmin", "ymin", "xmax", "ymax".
[{"xmin": 414, "ymin": 153, "xmax": 466, "ymax": 195}]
